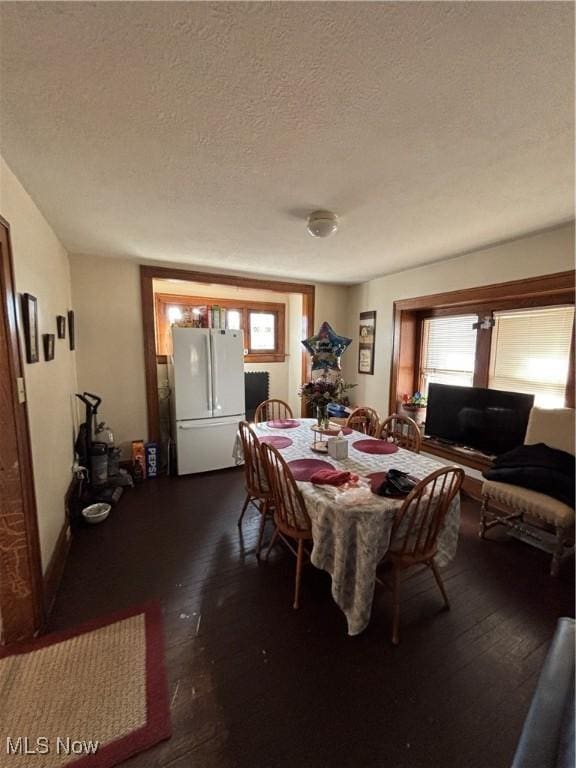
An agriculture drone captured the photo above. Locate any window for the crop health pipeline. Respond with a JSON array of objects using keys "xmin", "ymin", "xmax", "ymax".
[
  {"xmin": 167, "ymin": 306, "xmax": 182, "ymax": 324},
  {"xmin": 154, "ymin": 293, "xmax": 286, "ymax": 363},
  {"xmin": 489, "ymin": 306, "xmax": 575, "ymax": 407},
  {"xmin": 420, "ymin": 314, "xmax": 477, "ymax": 393},
  {"xmin": 416, "ymin": 304, "xmax": 575, "ymax": 408},
  {"xmin": 226, "ymin": 309, "xmax": 242, "ymax": 331},
  {"xmin": 248, "ymin": 311, "xmax": 276, "ymax": 351}
]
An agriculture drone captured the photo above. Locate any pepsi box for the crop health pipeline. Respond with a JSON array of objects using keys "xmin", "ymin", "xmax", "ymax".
[{"xmin": 145, "ymin": 442, "xmax": 158, "ymax": 478}]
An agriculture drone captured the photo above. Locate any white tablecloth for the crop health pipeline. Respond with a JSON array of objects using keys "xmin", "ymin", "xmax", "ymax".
[{"xmin": 234, "ymin": 419, "xmax": 460, "ymax": 635}]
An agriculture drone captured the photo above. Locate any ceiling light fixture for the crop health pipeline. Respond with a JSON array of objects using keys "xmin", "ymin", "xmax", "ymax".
[{"xmin": 306, "ymin": 210, "xmax": 339, "ymax": 238}]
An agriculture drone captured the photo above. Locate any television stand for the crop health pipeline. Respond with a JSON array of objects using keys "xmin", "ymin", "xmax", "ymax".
[{"xmin": 421, "ymin": 436, "xmax": 494, "ymax": 475}]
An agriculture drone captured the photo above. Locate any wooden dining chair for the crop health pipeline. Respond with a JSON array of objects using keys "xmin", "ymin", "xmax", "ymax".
[
  {"xmin": 254, "ymin": 399, "xmax": 293, "ymax": 424},
  {"xmin": 345, "ymin": 406, "xmax": 381, "ymax": 437},
  {"xmin": 381, "ymin": 466, "xmax": 464, "ymax": 644},
  {"xmin": 260, "ymin": 442, "xmax": 313, "ymax": 609},
  {"xmin": 237, "ymin": 421, "xmax": 274, "ymax": 557},
  {"xmin": 380, "ymin": 413, "xmax": 422, "ymax": 453}
]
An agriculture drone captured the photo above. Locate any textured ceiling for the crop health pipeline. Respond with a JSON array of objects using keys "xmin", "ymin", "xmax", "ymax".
[{"xmin": 0, "ymin": 1, "xmax": 573, "ymax": 284}]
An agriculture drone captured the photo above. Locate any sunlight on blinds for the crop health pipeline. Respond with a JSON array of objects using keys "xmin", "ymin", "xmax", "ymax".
[
  {"xmin": 421, "ymin": 315, "xmax": 477, "ymax": 392},
  {"xmin": 489, "ymin": 306, "xmax": 574, "ymax": 407}
]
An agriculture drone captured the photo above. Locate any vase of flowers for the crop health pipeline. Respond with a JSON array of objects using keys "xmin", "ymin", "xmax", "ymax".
[
  {"xmin": 400, "ymin": 392, "xmax": 427, "ymax": 427},
  {"xmin": 315, "ymin": 403, "xmax": 330, "ymax": 429},
  {"xmin": 299, "ymin": 377, "xmax": 356, "ymax": 429}
]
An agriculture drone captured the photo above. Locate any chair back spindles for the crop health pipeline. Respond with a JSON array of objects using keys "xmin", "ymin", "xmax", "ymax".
[
  {"xmin": 391, "ymin": 467, "xmax": 464, "ymax": 559},
  {"xmin": 254, "ymin": 399, "xmax": 293, "ymax": 424},
  {"xmin": 260, "ymin": 442, "xmax": 311, "ymax": 535},
  {"xmin": 238, "ymin": 421, "xmax": 268, "ymax": 496},
  {"xmin": 345, "ymin": 406, "xmax": 380, "ymax": 437},
  {"xmin": 380, "ymin": 413, "xmax": 421, "ymax": 453}
]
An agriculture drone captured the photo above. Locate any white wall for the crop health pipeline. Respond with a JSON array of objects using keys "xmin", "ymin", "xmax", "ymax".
[
  {"xmin": 70, "ymin": 254, "xmax": 349, "ymax": 453},
  {"xmin": 0, "ymin": 158, "xmax": 77, "ymax": 571},
  {"xmin": 342, "ymin": 223, "xmax": 575, "ymax": 417},
  {"xmin": 70, "ymin": 255, "xmax": 148, "ymax": 456},
  {"xmin": 312, "ymin": 283, "xmax": 353, "ymax": 393}
]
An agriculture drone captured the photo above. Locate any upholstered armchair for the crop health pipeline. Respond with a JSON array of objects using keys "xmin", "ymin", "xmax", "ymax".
[{"xmin": 480, "ymin": 407, "xmax": 575, "ymax": 576}]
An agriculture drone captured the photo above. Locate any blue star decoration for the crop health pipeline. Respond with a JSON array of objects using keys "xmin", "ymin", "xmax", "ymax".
[{"xmin": 302, "ymin": 322, "xmax": 352, "ymax": 371}]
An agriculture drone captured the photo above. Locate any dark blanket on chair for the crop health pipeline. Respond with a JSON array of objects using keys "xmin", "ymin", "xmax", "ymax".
[{"xmin": 483, "ymin": 443, "xmax": 575, "ymax": 508}]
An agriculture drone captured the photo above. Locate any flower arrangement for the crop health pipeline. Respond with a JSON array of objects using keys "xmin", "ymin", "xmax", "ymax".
[
  {"xmin": 299, "ymin": 377, "xmax": 356, "ymax": 406},
  {"xmin": 401, "ymin": 391, "xmax": 427, "ymax": 408},
  {"xmin": 299, "ymin": 377, "xmax": 357, "ymax": 428}
]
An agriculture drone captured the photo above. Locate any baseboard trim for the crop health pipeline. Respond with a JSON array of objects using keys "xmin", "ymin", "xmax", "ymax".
[{"xmin": 43, "ymin": 521, "xmax": 71, "ymax": 617}]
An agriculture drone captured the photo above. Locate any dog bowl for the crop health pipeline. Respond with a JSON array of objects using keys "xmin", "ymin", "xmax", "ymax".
[{"xmin": 81, "ymin": 502, "xmax": 111, "ymax": 524}]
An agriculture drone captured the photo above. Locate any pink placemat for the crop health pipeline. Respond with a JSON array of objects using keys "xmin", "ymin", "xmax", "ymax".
[
  {"xmin": 258, "ymin": 435, "xmax": 293, "ymax": 449},
  {"xmin": 367, "ymin": 471, "xmax": 419, "ymax": 496},
  {"xmin": 287, "ymin": 459, "xmax": 334, "ymax": 481},
  {"xmin": 352, "ymin": 439, "xmax": 399, "ymax": 455},
  {"xmin": 267, "ymin": 419, "xmax": 300, "ymax": 429}
]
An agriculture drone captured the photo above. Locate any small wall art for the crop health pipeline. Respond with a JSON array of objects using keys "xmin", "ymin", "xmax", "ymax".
[
  {"xmin": 358, "ymin": 311, "xmax": 376, "ymax": 375},
  {"xmin": 56, "ymin": 315, "xmax": 66, "ymax": 339},
  {"xmin": 21, "ymin": 293, "xmax": 39, "ymax": 363},
  {"xmin": 43, "ymin": 333, "xmax": 55, "ymax": 361},
  {"xmin": 68, "ymin": 310, "xmax": 75, "ymax": 350}
]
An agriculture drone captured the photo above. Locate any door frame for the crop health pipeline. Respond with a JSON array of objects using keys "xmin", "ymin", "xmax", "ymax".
[
  {"xmin": 0, "ymin": 214, "xmax": 45, "ymax": 643},
  {"xmin": 140, "ymin": 265, "xmax": 315, "ymax": 440}
]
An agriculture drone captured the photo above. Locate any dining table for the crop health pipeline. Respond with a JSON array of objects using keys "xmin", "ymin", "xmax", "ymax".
[{"xmin": 233, "ymin": 417, "xmax": 461, "ymax": 636}]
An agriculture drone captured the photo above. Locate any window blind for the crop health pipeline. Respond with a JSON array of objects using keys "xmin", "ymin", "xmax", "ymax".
[
  {"xmin": 489, "ymin": 305, "xmax": 574, "ymax": 407},
  {"xmin": 421, "ymin": 314, "xmax": 477, "ymax": 391}
]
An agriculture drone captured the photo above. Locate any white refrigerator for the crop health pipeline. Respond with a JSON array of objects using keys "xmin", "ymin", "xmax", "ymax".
[{"xmin": 169, "ymin": 327, "xmax": 245, "ymax": 475}]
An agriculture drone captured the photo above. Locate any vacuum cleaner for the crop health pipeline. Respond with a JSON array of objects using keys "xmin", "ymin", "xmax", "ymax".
[{"xmin": 71, "ymin": 392, "xmax": 130, "ymax": 525}]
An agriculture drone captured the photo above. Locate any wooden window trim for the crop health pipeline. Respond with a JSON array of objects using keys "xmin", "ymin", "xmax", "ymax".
[
  {"xmin": 391, "ymin": 270, "xmax": 575, "ymax": 415},
  {"xmin": 414, "ymin": 291, "xmax": 575, "ymax": 320},
  {"xmin": 391, "ymin": 270, "xmax": 575, "ymax": 471},
  {"xmin": 154, "ymin": 292, "xmax": 286, "ymax": 363},
  {"xmin": 142, "ymin": 266, "xmax": 315, "ymax": 438},
  {"xmin": 246, "ymin": 305, "xmax": 285, "ymax": 360}
]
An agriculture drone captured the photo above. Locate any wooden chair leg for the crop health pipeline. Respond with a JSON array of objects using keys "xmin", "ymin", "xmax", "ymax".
[
  {"xmin": 479, "ymin": 495, "xmax": 489, "ymax": 539},
  {"xmin": 255, "ymin": 501, "xmax": 268, "ymax": 558},
  {"xmin": 429, "ymin": 559, "xmax": 450, "ymax": 609},
  {"xmin": 265, "ymin": 527, "xmax": 279, "ymax": 561},
  {"xmin": 550, "ymin": 525, "xmax": 567, "ymax": 577},
  {"xmin": 293, "ymin": 538, "xmax": 305, "ymax": 610},
  {"xmin": 237, "ymin": 493, "xmax": 250, "ymax": 526},
  {"xmin": 391, "ymin": 566, "xmax": 401, "ymax": 645}
]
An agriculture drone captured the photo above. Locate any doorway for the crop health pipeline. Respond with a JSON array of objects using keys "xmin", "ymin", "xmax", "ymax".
[
  {"xmin": 140, "ymin": 265, "xmax": 315, "ymax": 443},
  {"xmin": 0, "ymin": 216, "xmax": 44, "ymax": 643}
]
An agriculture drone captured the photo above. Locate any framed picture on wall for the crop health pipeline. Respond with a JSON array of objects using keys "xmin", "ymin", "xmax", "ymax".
[
  {"xmin": 21, "ymin": 293, "xmax": 39, "ymax": 363},
  {"xmin": 358, "ymin": 311, "xmax": 376, "ymax": 375},
  {"xmin": 68, "ymin": 310, "xmax": 75, "ymax": 350},
  {"xmin": 56, "ymin": 315, "xmax": 66, "ymax": 339},
  {"xmin": 43, "ymin": 333, "xmax": 55, "ymax": 361}
]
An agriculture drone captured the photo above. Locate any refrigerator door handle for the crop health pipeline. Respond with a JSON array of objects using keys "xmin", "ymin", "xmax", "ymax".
[
  {"xmin": 211, "ymin": 336, "xmax": 221, "ymax": 413},
  {"xmin": 205, "ymin": 335, "xmax": 214, "ymax": 414}
]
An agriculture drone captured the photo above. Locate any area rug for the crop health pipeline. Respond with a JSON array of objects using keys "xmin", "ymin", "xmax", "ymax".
[{"xmin": 0, "ymin": 602, "xmax": 171, "ymax": 768}]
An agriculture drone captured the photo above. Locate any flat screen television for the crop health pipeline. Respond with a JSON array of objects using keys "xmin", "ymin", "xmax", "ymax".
[{"xmin": 425, "ymin": 384, "xmax": 534, "ymax": 456}]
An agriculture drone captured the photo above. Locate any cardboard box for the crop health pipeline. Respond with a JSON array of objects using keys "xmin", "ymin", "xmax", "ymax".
[
  {"xmin": 145, "ymin": 442, "xmax": 158, "ymax": 478},
  {"xmin": 132, "ymin": 440, "xmax": 146, "ymax": 479}
]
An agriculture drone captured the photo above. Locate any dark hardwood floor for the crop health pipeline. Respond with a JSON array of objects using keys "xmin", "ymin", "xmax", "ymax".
[{"xmin": 49, "ymin": 469, "xmax": 574, "ymax": 768}]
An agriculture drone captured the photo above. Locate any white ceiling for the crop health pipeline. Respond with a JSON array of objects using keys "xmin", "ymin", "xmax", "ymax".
[{"xmin": 0, "ymin": 1, "xmax": 573, "ymax": 284}]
